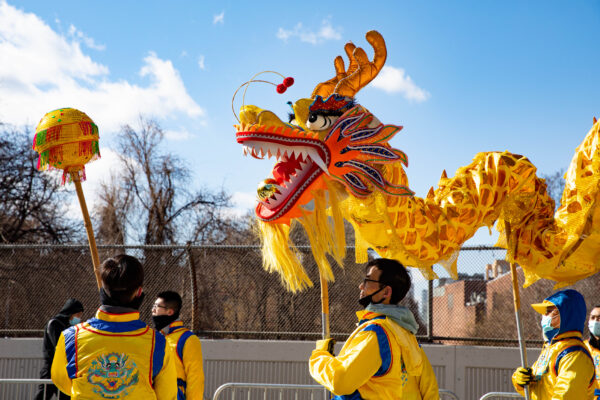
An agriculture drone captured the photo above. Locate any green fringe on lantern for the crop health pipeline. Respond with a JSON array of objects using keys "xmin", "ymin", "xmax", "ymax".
[{"xmin": 36, "ymin": 150, "xmax": 50, "ymax": 171}]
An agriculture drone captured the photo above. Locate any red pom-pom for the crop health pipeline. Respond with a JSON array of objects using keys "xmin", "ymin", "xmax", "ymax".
[
  {"xmin": 283, "ymin": 77, "xmax": 294, "ymax": 87},
  {"xmin": 276, "ymin": 84, "xmax": 287, "ymax": 94}
]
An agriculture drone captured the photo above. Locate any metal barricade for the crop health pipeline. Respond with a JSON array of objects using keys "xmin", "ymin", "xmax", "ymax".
[
  {"xmin": 0, "ymin": 378, "xmax": 53, "ymax": 400},
  {"xmin": 439, "ymin": 389, "xmax": 461, "ymax": 400},
  {"xmin": 213, "ymin": 383, "xmax": 461, "ymax": 400},
  {"xmin": 212, "ymin": 383, "xmax": 325, "ymax": 400},
  {"xmin": 479, "ymin": 392, "xmax": 524, "ymax": 400}
]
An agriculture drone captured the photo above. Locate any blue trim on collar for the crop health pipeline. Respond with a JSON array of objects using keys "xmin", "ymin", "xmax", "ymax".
[
  {"xmin": 358, "ymin": 315, "xmax": 386, "ymax": 325},
  {"xmin": 166, "ymin": 325, "xmax": 186, "ymax": 335},
  {"xmin": 87, "ymin": 318, "xmax": 146, "ymax": 333}
]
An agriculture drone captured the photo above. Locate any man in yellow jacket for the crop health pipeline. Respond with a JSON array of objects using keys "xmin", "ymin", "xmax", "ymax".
[
  {"xmin": 586, "ymin": 305, "xmax": 600, "ymax": 399},
  {"xmin": 52, "ymin": 254, "xmax": 177, "ymax": 399},
  {"xmin": 512, "ymin": 289, "xmax": 597, "ymax": 399},
  {"xmin": 309, "ymin": 258, "xmax": 439, "ymax": 399},
  {"xmin": 152, "ymin": 291, "xmax": 205, "ymax": 400}
]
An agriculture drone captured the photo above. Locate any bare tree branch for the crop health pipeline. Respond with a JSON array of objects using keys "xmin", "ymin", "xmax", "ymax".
[
  {"xmin": 95, "ymin": 116, "xmax": 244, "ymax": 245},
  {"xmin": 0, "ymin": 125, "xmax": 80, "ymax": 243}
]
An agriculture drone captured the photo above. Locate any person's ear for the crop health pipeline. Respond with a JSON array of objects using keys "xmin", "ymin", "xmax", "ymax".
[
  {"xmin": 384, "ymin": 286, "xmax": 392, "ymax": 300},
  {"xmin": 167, "ymin": 309, "xmax": 175, "ymax": 317}
]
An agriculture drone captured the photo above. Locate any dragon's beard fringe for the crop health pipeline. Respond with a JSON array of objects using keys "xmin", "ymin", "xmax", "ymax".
[{"xmin": 255, "ymin": 181, "xmax": 347, "ymax": 292}]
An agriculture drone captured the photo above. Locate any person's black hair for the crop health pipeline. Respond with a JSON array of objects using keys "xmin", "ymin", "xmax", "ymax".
[
  {"xmin": 157, "ymin": 290, "xmax": 182, "ymax": 319},
  {"xmin": 100, "ymin": 254, "xmax": 144, "ymax": 305},
  {"xmin": 366, "ymin": 258, "xmax": 411, "ymax": 304}
]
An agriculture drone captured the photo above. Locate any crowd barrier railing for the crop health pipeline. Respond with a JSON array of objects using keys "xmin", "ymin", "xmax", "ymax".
[
  {"xmin": 212, "ymin": 382, "xmax": 460, "ymax": 400},
  {"xmin": 439, "ymin": 388, "xmax": 461, "ymax": 399},
  {"xmin": 0, "ymin": 378, "xmax": 53, "ymax": 400},
  {"xmin": 213, "ymin": 382, "xmax": 324, "ymax": 400},
  {"xmin": 0, "ymin": 378, "xmax": 463, "ymax": 400},
  {"xmin": 479, "ymin": 392, "xmax": 524, "ymax": 399}
]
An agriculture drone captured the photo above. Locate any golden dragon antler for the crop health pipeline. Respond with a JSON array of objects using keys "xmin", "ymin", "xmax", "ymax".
[{"xmin": 311, "ymin": 30, "xmax": 387, "ymax": 99}]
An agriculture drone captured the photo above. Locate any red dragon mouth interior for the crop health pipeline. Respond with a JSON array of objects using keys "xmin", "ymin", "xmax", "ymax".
[{"xmin": 236, "ymin": 127, "xmax": 330, "ymax": 222}]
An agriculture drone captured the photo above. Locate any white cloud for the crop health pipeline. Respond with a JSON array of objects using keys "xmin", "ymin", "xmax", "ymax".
[
  {"xmin": 0, "ymin": 2, "xmax": 204, "ymax": 133},
  {"xmin": 221, "ymin": 191, "xmax": 256, "ymax": 218},
  {"xmin": 198, "ymin": 55, "xmax": 205, "ymax": 70},
  {"xmin": 164, "ymin": 127, "xmax": 193, "ymax": 141},
  {"xmin": 68, "ymin": 24, "xmax": 105, "ymax": 50},
  {"xmin": 276, "ymin": 19, "xmax": 342, "ymax": 45},
  {"xmin": 371, "ymin": 66, "xmax": 430, "ymax": 102},
  {"xmin": 213, "ymin": 11, "xmax": 224, "ymax": 25}
]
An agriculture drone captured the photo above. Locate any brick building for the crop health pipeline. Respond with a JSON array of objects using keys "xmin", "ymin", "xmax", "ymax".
[{"xmin": 432, "ymin": 260, "xmax": 510, "ymax": 338}]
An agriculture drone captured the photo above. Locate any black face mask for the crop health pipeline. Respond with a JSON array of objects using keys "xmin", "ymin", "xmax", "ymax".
[
  {"xmin": 358, "ymin": 286, "xmax": 385, "ymax": 308},
  {"xmin": 152, "ymin": 314, "xmax": 177, "ymax": 331},
  {"xmin": 99, "ymin": 287, "xmax": 145, "ymax": 310}
]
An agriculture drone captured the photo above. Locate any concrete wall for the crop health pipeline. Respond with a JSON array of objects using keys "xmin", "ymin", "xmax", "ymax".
[{"xmin": 0, "ymin": 338, "xmax": 538, "ymax": 400}]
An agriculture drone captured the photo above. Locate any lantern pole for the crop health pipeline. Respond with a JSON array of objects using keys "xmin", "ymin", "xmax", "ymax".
[
  {"xmin": 72, "ymin": 173, "xmax": 102, "ymax": 288},
  {"xmin": 505, "ymin": 221, "xmax": 530, "ymax": 400}
]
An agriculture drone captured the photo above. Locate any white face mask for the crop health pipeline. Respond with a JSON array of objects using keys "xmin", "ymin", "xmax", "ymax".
[
  {"xmin": 589, "ymin": 320, "xmax": 600, "ymax": 337},
  {"xmin": 541, "ymin": 315, "xmax": 555, "ymax": 332}
]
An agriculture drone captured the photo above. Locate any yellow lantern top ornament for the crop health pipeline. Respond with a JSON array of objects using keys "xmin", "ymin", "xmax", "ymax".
[{"xmin": 32, "ymin": 107, "xmax": 100, "ymax": 184}]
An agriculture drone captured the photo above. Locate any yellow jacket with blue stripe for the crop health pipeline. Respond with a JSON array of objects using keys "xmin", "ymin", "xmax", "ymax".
[
  {"xmin": 585, "ymin": 340, "xmax": 600, "ymax": 400},
  {"xmin": 51, "ymin": 307, "xmax": 177, "ymax": 400},
  {"xmin": 309, "ymin": 308, "xmax": 439, "ymax": 399},
  {"xmin": 163, "ymin": 321, "xmax": 204, "ymax": 400},
  {"xmin": 512, "ymin": 290, "xmax": 597, "ymax": 399}
]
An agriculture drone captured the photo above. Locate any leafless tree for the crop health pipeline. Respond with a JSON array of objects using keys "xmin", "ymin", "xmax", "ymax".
[
  {"xmin": 541, "ymin": 168, "xmax": 566, "ymax": 210},
  {"xmin": 95, "ymin": 117, "xmax": 237, "ymax": 245},
  {"xmin": 95, "ymin": 176, "xmax": 129, "ymax": 244},
  {"xmin": 0, "ymin": 124, "xmax": 79, "ymax": 243}
]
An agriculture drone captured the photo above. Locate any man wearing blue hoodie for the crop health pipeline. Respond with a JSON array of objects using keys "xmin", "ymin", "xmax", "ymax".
[
  {"xmin": 512, "ymin": 289, "xmax": 597, "ymax": 399},
  {"xmin": 309, "ymin": 258, "xmax": 439, "ymax": 399}
]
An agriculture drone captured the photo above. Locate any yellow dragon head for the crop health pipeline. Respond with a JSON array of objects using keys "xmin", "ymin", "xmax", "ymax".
[{"xmin": 235, "ymin": 31, "xmax": 414, "ymax": 291}]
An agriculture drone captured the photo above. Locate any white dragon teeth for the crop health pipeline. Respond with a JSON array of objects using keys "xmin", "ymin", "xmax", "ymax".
[
  {"xmin": 305, "ymin": 148, "xmax": 330, "ymax": 175},
  {"xmin": 242, "ymin": 142, "xmax": 327, "ymax": 171}
]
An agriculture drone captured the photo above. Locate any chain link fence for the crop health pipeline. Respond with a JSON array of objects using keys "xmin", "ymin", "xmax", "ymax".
[{"xmin": 1, "ymin": 244, "xmax": 599, "ymax": 345}]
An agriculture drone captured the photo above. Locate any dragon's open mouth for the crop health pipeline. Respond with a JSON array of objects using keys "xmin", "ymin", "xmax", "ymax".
[{"xmin": 236, "ymin": 124, "xmax": 330, "ymax": 222}]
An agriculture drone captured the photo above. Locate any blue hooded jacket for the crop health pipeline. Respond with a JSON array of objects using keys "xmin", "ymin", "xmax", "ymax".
[{"xmin": 542, "ymin": 289, "xmax": 586, "ymax": 342}]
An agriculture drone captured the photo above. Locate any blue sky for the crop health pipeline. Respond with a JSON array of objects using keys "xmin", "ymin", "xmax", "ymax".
[{"xmin": 1, "ymin": 0, "xmax": 599, "ymax": 251}]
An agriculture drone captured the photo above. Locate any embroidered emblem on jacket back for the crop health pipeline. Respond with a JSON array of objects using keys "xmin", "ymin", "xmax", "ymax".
[{"xmin": 88, "ymin": 352, "xmax": 139, "ymax": 398}]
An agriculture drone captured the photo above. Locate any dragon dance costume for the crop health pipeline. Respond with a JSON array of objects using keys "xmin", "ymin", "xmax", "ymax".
[
  {"xmin": 163, "ymin": 321, "xmax": 204, "ymax": 400},
  {"xmin": 309, "ymin": 305, "xmax": 438, "ymax": 399},
  {"xmin": 52, "ymin": 307, "xmax": 177, "ymax": 399},
  {"xmin": 512, "ymin": 290, "xmax": 597, "ymax": 399}
]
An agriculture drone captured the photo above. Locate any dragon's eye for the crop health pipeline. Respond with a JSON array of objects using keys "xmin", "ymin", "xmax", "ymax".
[
  {"xmin": 306, "ymin": 112, "xmax": 339, "ymax": 130},
  {"xmin": 287, "ymin": 112, "xmax": 298, "ymax": 127}
]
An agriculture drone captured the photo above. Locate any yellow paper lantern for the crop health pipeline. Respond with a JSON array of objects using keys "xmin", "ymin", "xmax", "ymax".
[{"xmin": 32, "ymin": 107, "xmax": 100, "ymax": 184}]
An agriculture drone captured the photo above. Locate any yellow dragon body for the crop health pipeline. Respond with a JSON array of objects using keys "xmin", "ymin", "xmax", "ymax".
[{"xmin": 235, "ymin": 31, "xmax": 600, "ymax": 291}]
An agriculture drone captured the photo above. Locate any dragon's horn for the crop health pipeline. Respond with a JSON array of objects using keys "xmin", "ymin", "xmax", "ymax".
[
  {"xmin": 594, "ymin": 116, "xmax": 598, "ymax": 124},
  {"xmin": 312, "ymin": 31, "xmax": 387, "ymax": 99}
]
